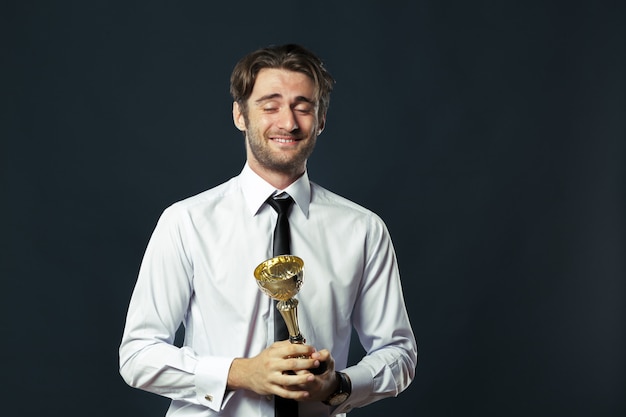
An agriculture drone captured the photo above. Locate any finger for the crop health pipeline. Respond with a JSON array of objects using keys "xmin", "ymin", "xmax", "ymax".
[
  {"xmin": 268, "ymin": 344, "xmax": 312, "ymax": 362},
  {"xmin": 278, "ymin": 370, "xmax": 316, "ymax": 387},
  {"xmin": 314, "ymin": 349, "xmax": 332, "ymax": 361},
  {"xmin": 284, "ymin": 344, "xmax": 317, "ymax": 358},
  {"xmin": 274, "ymin": 386, "xmax": 311, "ymax": 401},
  {"xmin": 310, "ymin": 360, "xmax": 327, "ymax": 375},
  {"xmin": 273, "ymin": 377, "xmax": 313, "ymax": 400},
  {"xmin": 282, "ymin": 358, "xmax": 319, "ymax": 373}
]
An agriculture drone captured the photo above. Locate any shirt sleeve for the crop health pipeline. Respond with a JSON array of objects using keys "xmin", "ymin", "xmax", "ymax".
[
  {"xmin": 118, "ymin": 205, "xmax": 233, "ymax": 412},
  {"xmin": 334, "ymin": 214, "xmax": 418, "ymax": 415}
]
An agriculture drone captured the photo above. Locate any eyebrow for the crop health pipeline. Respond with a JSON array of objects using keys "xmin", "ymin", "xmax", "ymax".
[{"xmin": 254, "ymin": 94, "xmax": 315, "ymax": 105}]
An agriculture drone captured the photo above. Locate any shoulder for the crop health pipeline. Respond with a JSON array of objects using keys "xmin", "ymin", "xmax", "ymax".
[
  {"xmin": 161, "ymin": 175, "xmax": 241, "ymax": 220},
  {"xmin": 310, "ymin": 181, "xmax": 385, "ymax": 224},
  {"xmin": 309, "ymin": 182, "xmax": 394, "ymax": 256}
]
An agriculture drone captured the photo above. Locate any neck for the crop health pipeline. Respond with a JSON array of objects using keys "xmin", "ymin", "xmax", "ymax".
[{"xmin": 247, "ymin": 160, "xmax": 305, "ymax": 190}]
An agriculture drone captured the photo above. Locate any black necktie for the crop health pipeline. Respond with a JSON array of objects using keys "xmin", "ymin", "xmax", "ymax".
[
  {"xmin": 266, "ymin": 195, "xmax": 294, "ymax": 259},
  {"xmin": 266, "ymin": 194, "xmax": 298, "ymax": 417}
]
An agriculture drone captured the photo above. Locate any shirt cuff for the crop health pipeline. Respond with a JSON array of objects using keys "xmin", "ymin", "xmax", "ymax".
[
  {"xmin": 194, "ymin": 356, "xmax": 235, "ymax": 412},
  {"xmin": 333, "ymin": 365, "xmax": 374, "ymax": 415}
]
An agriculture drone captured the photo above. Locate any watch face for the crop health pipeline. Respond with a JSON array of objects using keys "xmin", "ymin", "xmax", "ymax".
[{"xmin": 328, "ymin": 392, "xmax": 350, "ymax": 406}]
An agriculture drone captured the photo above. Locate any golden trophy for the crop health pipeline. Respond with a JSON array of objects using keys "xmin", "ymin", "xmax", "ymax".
[
  {"xmin": 254, "ymin": 255, "xmax": 327, "ymax": 374},
  {"xmin": 254, "ymin": 255, "xmax": 306, "ymax": 344}
]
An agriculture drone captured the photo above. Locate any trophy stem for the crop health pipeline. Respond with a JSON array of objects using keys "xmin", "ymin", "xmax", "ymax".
[{"xmin": 276, "ymin": 298, "xmax": 305, "ymax": 344}]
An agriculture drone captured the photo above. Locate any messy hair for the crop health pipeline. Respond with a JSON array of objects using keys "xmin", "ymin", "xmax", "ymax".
[{"xmin": 230, "ymin": 44, "xmax": 334, "ymax": 120}]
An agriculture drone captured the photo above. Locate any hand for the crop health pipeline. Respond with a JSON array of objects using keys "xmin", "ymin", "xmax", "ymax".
[
  {"xmin": 227, "ymin": 341, "xmax": 326, "ymax": 400},
  {"xmin": 294, "ymin": 349, "xmax": 339, "ymax": 402}
]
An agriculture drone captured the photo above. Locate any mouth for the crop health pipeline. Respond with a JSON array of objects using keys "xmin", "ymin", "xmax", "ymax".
[{"xmin": 270, "ymin": 136, "xmax": 300, "ymax": 144}]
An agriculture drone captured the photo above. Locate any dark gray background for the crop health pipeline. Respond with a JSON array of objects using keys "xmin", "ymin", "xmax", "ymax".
[{"xmin": 2, "ymin": 1, "xmax": 624, "ymax": 416}]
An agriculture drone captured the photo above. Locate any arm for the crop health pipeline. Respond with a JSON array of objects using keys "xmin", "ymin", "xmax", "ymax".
[
  {"xmin": 118, "ymin": 206, "xmax": 233, "ymax": 411},
  {"xmin": 335, "ymin": 215, "xmax": 418, "ymax": 414}
]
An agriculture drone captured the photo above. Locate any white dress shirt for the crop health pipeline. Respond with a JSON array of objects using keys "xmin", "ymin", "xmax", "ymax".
[{"xmin": 119, "ymin": 164, "xmax": 417, "ymax": 417}]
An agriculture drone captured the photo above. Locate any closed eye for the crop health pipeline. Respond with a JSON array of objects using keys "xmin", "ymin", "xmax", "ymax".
[{"xmin": 294, "ymin": 106, "xmax": 313, "ymax": 114}]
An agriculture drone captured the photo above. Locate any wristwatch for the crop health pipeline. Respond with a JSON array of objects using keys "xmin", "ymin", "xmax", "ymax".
[{"xmin": 323, "ymin": 371, "xmax": 352, "ymax": 406}]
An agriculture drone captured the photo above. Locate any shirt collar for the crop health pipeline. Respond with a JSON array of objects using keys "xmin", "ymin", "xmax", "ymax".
[{"xmin": 240, "ymin": 163, "xmax": 311, "ymax": 218}]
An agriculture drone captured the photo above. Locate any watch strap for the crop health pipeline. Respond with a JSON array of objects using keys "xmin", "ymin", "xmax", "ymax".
[{"xmin": 323, "ymin": 371, "xmax": 352, "ymax": 406}]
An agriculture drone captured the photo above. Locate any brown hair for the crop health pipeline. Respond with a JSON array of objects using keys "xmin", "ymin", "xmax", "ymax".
[{"xmin": 230, "ymin": 44, "xmax": 334, "ymax": 121}]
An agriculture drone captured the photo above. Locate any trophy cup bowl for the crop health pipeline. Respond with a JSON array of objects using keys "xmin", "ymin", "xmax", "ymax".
[{"xmin": 254, "ymin": 255, "xmax": 305, "ymax": 344}]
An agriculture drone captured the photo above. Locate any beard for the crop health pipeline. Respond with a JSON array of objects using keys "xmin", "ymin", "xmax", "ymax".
[{"xmin": 245, "ymin": 125, "xmax": 318, "ymax": 176}]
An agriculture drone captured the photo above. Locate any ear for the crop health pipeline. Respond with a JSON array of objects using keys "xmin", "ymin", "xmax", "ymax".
[
  {"xmin": 233, "ymin": 101, "xmax": 247, "ymax": 131},
  {"xmin": 317, "ymin": 114, "xmax": 326, "ymax": 135}
]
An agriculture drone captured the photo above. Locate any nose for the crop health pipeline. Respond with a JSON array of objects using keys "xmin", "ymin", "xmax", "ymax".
[{"xmin": 277, "ymin": 108, "xmax": 299, "ymax": 131}]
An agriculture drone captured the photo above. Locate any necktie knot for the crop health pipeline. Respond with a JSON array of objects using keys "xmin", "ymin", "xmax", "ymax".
[{"xmin": 266, "ymin": 194, "xmax": 294, "ymax": 215}]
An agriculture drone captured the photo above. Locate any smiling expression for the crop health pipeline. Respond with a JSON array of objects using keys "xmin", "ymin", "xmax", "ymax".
[{"xmin": 233, "ymin": 68, "xmax": 325, "ymax": 180}]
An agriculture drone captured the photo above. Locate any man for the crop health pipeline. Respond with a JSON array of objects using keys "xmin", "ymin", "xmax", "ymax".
[{"xmin": 119, "ymin": 44, "xmax": 417, "ymax": 417}]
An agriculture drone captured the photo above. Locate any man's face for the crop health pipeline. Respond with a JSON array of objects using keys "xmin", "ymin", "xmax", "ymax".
[{"xmin": 233, "ymin": 68, "xmax": 325, "ymax": 177}]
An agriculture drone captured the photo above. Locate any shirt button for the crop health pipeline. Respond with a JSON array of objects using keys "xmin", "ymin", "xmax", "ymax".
[
  {"xmin": 265, "ymin": 395, "xmax": 273, "ymax": 401},
  {"xmin": 205, "ymin": 394, "xmax": 213, "ymax": 402}
]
